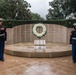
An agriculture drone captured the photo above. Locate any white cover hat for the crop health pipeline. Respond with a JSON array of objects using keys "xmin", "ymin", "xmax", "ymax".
[
  {"xmin": 0, "ymin": 18, "xmax": 3, "ymax": 21},
  {"xmin": 73, "ymin": 23, "xmax": 76, "ymax": 26}
]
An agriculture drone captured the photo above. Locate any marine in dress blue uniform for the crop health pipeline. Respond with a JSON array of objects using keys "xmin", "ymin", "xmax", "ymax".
[
  {"xmin": 0, "ymin": 19, "xmax": 7, "ymax": 61},
  {"xmin": 70, "ymin": 23, "xmax": 76, "ymax": 63}
]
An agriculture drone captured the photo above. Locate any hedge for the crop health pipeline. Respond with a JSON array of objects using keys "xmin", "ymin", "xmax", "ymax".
[{"xmin": 2, "ymin": 19, "xmax": 76, "ymax": 28}]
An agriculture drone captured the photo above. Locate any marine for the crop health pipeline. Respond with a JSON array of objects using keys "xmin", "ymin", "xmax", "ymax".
[
  {"xmin": 70, "ymin": 23, "xmax": 76, "ymax": 63},
  {"xmin": 0, "ymin": 18, "xmax": 7, "ymax": 61}
]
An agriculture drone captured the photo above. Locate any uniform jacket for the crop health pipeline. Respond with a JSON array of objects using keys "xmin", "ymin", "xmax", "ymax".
[
  {"xmin": 0, "ymin": 25, "xmax": 7, "ymax": 41},
  {"xmin": 70, "ymin": 30, "xmax": 76, "ymax": 44}
]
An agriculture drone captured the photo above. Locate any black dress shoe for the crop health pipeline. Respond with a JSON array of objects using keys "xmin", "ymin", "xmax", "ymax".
[
  {"xmin": 73, "ymin": 61, "xmax": 76, "ymax": 63},
  {"xmin": 1, "ymin": 59, "xmax": 4, "ymax": 62}
]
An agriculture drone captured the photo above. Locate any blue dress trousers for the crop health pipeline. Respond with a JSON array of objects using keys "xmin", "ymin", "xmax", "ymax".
[
  {"xmin": 0, "ymin": 26, "xmax": 7, "ymax": 60},
  {"xmin": 70, "ymin": 30, "xmax": 76, "ymax": 62}
]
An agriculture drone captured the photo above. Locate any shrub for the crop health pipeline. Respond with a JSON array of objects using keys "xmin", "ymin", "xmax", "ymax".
[{"xmin": 2, "ymin": 19, "xmax": 76, "ymax": 28}]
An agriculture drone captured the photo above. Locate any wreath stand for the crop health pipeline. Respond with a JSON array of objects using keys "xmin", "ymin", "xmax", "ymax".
[{"xmin": 34, "ymin": 38, "xmax": 46, "ymax": 52}]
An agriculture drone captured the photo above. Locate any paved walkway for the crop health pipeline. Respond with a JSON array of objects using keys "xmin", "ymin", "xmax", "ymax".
[{"xmin": 0, "ymin": 54, "xmax": 76, "ymax": 75}]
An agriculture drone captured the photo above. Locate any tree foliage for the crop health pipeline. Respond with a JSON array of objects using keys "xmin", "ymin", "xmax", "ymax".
[
  {"xmin": 0, "ymin": 0, "xmax": 32, "ymax": 20},
  {"xmin": 46, "ymin": 0, "xmax": 74, "ymax": 20},
  {"xmin": 70, "ymin": 0, "xmax": 76, "ymax": 13},
  {"xmin": 31, "ymin": 13, "xmax": 44, "ymax": 20}
]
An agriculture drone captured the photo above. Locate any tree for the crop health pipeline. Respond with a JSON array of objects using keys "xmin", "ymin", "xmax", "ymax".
[
  {"xmin": 0, "ymin": 0, "xmax": 32, "ymax": 20},
  {"xmin": 31, "ymin": 13, "xmax": 44, "ymax": 20},
  {"xmin": 70, "ymin": 0, "xmax": 76, "ymax": 13},
  {"xmin": 60, "ymin": 0, "xmax": 72, "ymax": 18},
  {"xmin": 46, "ymin": 0, "xmax": 72, "ymax": 20}
]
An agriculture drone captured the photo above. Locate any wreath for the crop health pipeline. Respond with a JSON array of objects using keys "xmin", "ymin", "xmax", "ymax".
[{"xmin": 32, "ymin": 23, "xmax": 46, "ymax": 38}]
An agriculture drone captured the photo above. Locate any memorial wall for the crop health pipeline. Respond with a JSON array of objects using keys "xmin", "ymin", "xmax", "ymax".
[{"xmin": 6, "ymin": 24, "xmax": 72, "ymax": 44}]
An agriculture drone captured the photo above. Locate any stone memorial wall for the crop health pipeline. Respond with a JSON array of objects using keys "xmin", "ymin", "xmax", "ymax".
[{"xmin": 6, "ymin": 24, "xmax": 72, "ymax": 44}]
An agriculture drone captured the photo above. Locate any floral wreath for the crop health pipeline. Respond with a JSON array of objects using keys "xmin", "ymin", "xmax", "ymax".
[{"xmin": 32, "ymin": 23, "xmax": 46, "ymax": 38}]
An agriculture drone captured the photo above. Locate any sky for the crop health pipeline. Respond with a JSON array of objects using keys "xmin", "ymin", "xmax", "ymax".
[{"xmin": 26, "ymin": 0, "xmax": 53, "ymax": 19}]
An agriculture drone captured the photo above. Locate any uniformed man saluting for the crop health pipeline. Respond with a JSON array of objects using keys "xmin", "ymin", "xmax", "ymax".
[
  {"xmin": 0, "ymin": 18, "xmax": 7, "ymax": 61},
  {"xmin": 70, "ymin": 23, "xmax": 76, "ymax": 63}
]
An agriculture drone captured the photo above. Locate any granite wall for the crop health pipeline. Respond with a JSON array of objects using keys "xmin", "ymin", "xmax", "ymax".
[{"xmin": 6, "ymin": 24, "xmax": 72, "ymax": 44}]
